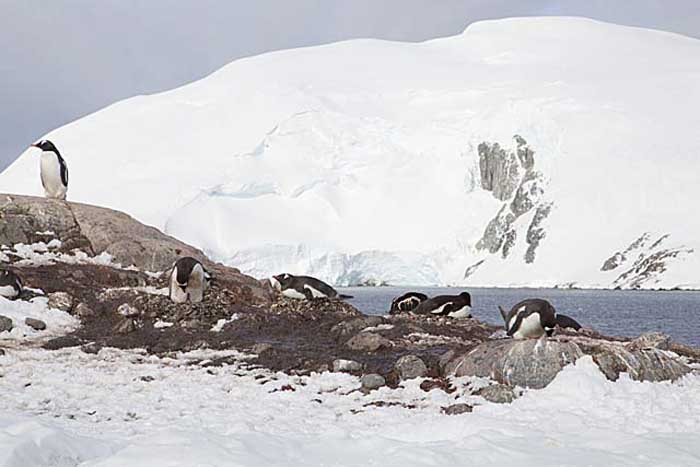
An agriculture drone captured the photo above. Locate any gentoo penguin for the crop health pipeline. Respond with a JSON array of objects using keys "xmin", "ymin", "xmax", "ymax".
[
  {"xmin": 555, "ymin": 314, "xmax": 582, "ymax": 331},
  {"xmin": 269, "ymin": 273, "xmax": 352, "ymax": 300},
  {"xmin": 413, "ymin": 292, "xmax": 472, "ymax": 319},
  {"xmin": 0, "ymin": 269, "xmax": 22, "ymax": 300},
  {"xmin": 499, "ymin": 298, "xmax": 557, "ymax": 339},
  {"xmin": 389, "ymin": 292, "xmax": 428, "ymax": 314},
  {"xmin": 169, "ymin": 257, "xmax": 211, "ymax": 303},
  {"xmin": 31, "ymin": 140, "xmax": 68, "ymax": 200}
]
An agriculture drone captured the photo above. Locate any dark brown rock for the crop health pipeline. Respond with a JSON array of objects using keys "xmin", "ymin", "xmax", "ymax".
[
  {"xmin": 25, "ymin": 317, "xmax": 47, "ymax": 331},
  {"xmin": 0, "ymin": 315, "xmax": 13, "ymax": 333}
]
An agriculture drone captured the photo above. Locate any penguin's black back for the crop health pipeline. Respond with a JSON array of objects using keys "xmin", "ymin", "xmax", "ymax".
[{"xmin": 174, "ymin": 257, "xmax": 202, "ymax": 284}]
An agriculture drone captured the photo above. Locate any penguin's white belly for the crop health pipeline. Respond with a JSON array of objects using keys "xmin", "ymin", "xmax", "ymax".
[
  {"xmin": 0, "ymin": 285, "xmax": 18, "ymax": 299},
  {"xmin": 186, "ymin": 264, "xmax": 207, "ymax": 303},
  {"xmin": 447, "ymin": 305, "xmax": 471, "ymax": 319},
  {"xmin": 40, "ymin": 153, "xmax": 66, "ymax": 199},
  {"xmin": 430, "ymin": 302, "xmax": 451, "ymax": 315},
  {"xmin": 304, "ymin": 284, "xmax": 327, "ymax": 298},
  {"xmin": 169, "ymin": 265, "xmax": 207, "ymax": 303},
  {"xmin": 282, "ymin": 288, "xmax": 307, "ymax": 300},
  {"xmin": 512, "ymin": 313, "xmax": 544, "ymax": 339}
]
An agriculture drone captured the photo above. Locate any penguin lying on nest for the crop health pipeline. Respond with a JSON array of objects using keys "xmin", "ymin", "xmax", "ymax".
[
  {"xmin": 413, "ymin": 292, "xmax": 472, "ymax": 319},
  {"xmin": 389, "ymin": 292, "xmax": 428, "ymax": 314},
  {"xmin": 269, "ymin": 273, "xmax": 352, "ymax": 300},
  {"xmin": 499, "ymin": 299, "xmax": 582, "ymax": 339}
]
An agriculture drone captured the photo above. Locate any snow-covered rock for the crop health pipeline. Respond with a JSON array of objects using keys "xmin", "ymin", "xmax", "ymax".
[{"xmin": 2, "ymin": 17, "xmax": 699, "ymax": 288}]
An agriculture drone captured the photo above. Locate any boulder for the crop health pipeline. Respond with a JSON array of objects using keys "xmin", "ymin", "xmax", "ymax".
[
  {"xmin": 332, "ymin": 359, "xmax": 362, "ymax": 372},
  {"xmin": 346, "ymin": 332, "xmax": 392, "ymax": 352},
  {"xmin": 395, "ymin": 355, "xmax": 428, "ymax": 380},
  {"xmin": 476, "ymin": 384, "xmax": 516, "ymax": 404},
  {"xmin": 445, "ymin": 336, "xmax": 691, "ymax": 389},
  {"xmin": 360, "ymin": 374, "xmax": 386, "ymax": 391},
  {"xmin": 25, "ymin": 318, "xmax": 47, "ymax": 331},
  {"xmin": 442, "ymin": 403, "xmax": 473, "ymax": 415},
  {"xmin": 445, "ymin": 338, "xmax": 582, "ymax": 389},
  {"xmin": 47, "ymin": 292, "xmax": 74, "ymax": 312},
  {"xmin": 0, "ymin": 315, "xmax": 13, "ymax": 332}
]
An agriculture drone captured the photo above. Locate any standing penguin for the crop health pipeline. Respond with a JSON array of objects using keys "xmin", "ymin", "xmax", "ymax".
[
  {"xmin": 31, "ymin": 140, "xmax": 68, "ymax": 200},
  {"xmin": 0, "ymin": 269, "xmax": 23, "ymax": 300},
  {"xmin": 169, "ymin": 257, "xmax": 211, "ymax": 303},
  {"xmin": 499, "ymin": 298, "xmax": 557, "ymax": 339}
]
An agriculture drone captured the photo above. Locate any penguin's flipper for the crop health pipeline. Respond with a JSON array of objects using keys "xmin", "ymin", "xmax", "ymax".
[
  {"xmin": 338, "ymin": 294, "xmax": 353, "ymax": 300},
  {"xmin": 431, "ymin": 302, "xmax": 453, "ymax": 315},
  {"xmin": 302, "ymin": 287, "xmax": 315, "ymax": 300}
]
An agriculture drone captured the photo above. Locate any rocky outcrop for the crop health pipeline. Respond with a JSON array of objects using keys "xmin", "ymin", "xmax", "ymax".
[
  {"xmin": 601, "ymin": 232, "xmax": 694, "ymax": 288},
  {"xmin": 444, "ymin": 334, "xmax": 690, "ymax": 388},
  {"xmin": 0, "ymin": 193, "xmax": 268, "ymax": 302},
  {"xmin": 475, "ymin": 136, "xmax": 551, "ymax": 263},
  {"xmin": 0, "ymin": 194, "xmax": 205, "ymax": 271}
]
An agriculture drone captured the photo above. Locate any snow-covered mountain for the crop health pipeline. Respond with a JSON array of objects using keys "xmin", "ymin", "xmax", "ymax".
[{"xmin": 2, "ymin": 17, "xmax": 698, "ymax": 289}]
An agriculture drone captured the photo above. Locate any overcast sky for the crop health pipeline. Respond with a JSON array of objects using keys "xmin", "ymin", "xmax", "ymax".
[{"xmin": 1, "ymin": 0, "xmax": 699, "ymax": 169}]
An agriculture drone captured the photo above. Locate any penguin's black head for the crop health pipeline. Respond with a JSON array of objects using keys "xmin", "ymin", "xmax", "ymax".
[
  {"xmin": 31, "ymin": 140, "xmax": 58, "ymax": 154},
  {"xmin": 459, "ymin": 291, "xmax": 472, "ymax": 306},
  {"xmin": 272, "ymin": 273, "xmax": 293, "ymax": 289}
]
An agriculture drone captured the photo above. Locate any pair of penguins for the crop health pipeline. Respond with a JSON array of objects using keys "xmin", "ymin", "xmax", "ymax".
[{"xmin": 390, "ymin": 291, "xmax": 581, "ymax": 339}]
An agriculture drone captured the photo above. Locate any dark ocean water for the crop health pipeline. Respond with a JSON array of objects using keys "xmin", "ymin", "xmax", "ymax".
[{"xmin": 338, "ymin": 286, "xmax": 700, "ymax": 347}]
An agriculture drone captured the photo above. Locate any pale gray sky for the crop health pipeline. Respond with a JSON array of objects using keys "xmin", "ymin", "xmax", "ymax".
[{"xmin": 1, "ymin": 0, "xmax": 699, "ymax": 169}]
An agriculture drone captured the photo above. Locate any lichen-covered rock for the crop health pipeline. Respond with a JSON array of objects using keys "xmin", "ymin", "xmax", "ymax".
[
  {"xmin": 0, "ymin": 315, "xmax": 13, "ymax": 332},
  {"xmin": 446, "ymin": 338, "xmax": 582, "ymax": 389},
  {"xmin": 73, "ymin": 302, "xmax": 95, "ymax": 319},
  {"xmin": 627, "ymin": 332, "xmax": 671, "ymax": 351},
  {"xmin": 25, "ymin": 317, "xmax": 47, "ymax": 331},
  {"xmin": 476, "ymin": 384, "xmax": 516, "ymax": 404},
  {"xmin": 346, "ymin": 332, "xmax": 392, "ymax": 352},
  {"xmin": 395, "ymin": 355, "xmax": 428, "ymax": 380},
  {"xmin": 333, "ymin": 359, "xmax": 362, "ymax": 372},
  {"xmin": 361, "ymin": 373, "xmax": 386, "ymax": 391},
  {"xmin": 446, "ymin": 335, "xmax": 691, "ymax": 389},
  {"xmin": 47, "ymin": 292, "xmax": 74, "ymax": 312},
  {"xmin": 442, "ymin": 403, "xmax": 472, "ymax": 415}
]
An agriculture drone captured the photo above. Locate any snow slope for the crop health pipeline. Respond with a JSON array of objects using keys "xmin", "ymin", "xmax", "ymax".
[
  {"xmin": 2, "ymin": 17, "xmax": 699, "ymax": 288},
  {"xmin": 0, "ymin": 348, "xmax": 699, "ymax": 466}
]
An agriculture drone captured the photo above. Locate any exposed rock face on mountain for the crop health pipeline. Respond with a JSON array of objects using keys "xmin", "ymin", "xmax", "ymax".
[
  {"xmin": 601, "ymin": 232, "xmax": 695, "ymax": 289},
  {"xmin": 476, "ymin": 136, "xmax": 551, "ymax": 264}
]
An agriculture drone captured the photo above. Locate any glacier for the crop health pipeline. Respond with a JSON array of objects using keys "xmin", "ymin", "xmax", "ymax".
[{"xmin": 1, "ymin": 17, "xmax": 699, "ymax": 288}]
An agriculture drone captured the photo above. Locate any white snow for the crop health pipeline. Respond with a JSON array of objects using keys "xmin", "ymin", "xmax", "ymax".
[
  {"xmin": 0, "ymin": 296, "xmax": 79, "ymax": 343},
  {"xmin": 1, "ymin": 17, "xmax": 699, "ymax": 289},
  {"xmin": 1, "ymin": 242, "xmax": 135, "ymax": 270},
  {"xmin": 210, "ymin": 313, "xmax": 240, "ymax": 332},
  {"xmin": 0, "ymin": 348, "xmax": 698, "ymax": 466}
]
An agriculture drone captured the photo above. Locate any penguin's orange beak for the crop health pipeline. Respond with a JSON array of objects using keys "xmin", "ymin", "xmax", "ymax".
[{"xmin": 30, "ymin": 143, "xmax": 38, "ymax": 148}]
